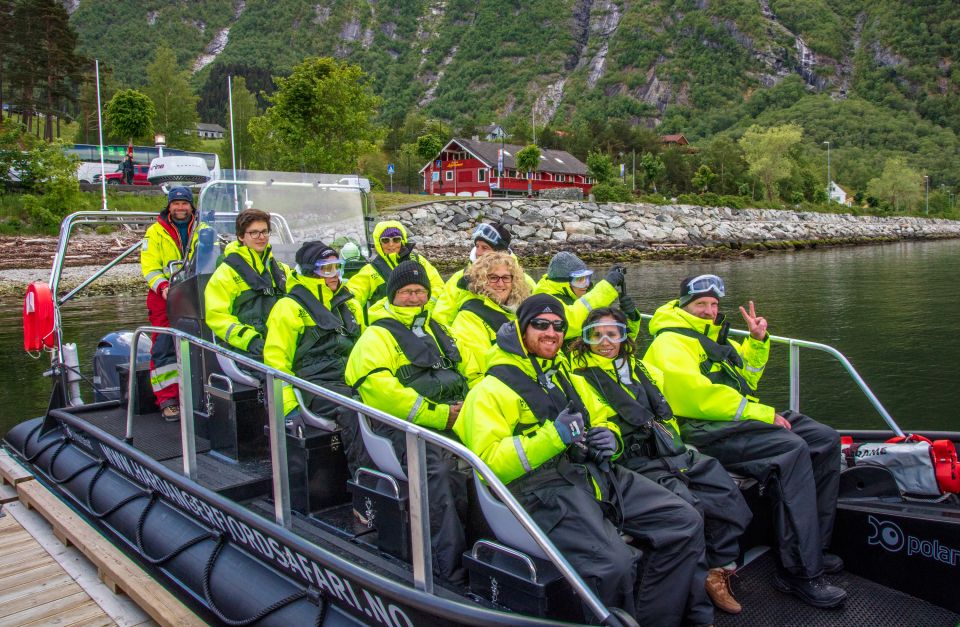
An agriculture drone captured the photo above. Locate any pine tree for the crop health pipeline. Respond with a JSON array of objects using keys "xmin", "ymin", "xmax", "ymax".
[{"xmin": 34, "ymin": 0, "xmax": 84, "ymax": 140}]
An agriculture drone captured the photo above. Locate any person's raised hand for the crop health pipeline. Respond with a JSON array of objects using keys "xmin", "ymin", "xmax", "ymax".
[
  {"xmin": 773, "ymin": 413, "xmax": 792, "ymax": 430},
  {"xmin": 739, "ymin": 300, "xmax": 768, "ymax": 341}
]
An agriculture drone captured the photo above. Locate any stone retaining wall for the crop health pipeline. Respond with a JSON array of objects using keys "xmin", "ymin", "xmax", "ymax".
[{"xmin": 384, "ymin": 199, "xmax": 960, "ymax": 259}]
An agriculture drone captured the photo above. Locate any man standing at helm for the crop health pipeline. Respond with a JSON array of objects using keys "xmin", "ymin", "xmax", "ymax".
[{"xmin": 140, "ymin": 186, "xmax": 207, "ymax": 421}]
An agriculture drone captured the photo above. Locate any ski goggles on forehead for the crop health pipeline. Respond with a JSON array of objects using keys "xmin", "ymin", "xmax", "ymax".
[
  {"xmin": 583, "ymin": 321, "xmax": 627, "ymax": 345},
  {"xmin": 684, "ymin": 274, "xmax": 725, "ymax": 298},
  {"xmin": 313, "ymin": 259, "xmax": 344, "ymax": 278},
  {"xmin": 473, "ymin": 223, "xmax": 503, "ymax": 246},
  {"xmin": 569, "ymin": 269, "xmax": 593, "ymax": 289}
]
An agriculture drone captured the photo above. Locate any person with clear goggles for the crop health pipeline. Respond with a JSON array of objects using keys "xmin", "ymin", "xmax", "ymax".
[
  {"xmin": 570, "ymin": 307, "xmax": 752, "ymax": 621},
  {"xmin": 533, "ymin": 251, "xmax": 635, "ymax": 341},
  {"xmin": 643, "ymin": 275, "xmax": 847, "ymax": 609},
  {"xmin": 432, "ymin": 221, "xmax": 537, "ymax": 326}
]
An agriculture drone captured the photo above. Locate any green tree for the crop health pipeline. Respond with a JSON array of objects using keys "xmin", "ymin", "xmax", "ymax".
[
  {"xmin": 866, "ymin": 157, "xmax": 923, "ymax": 212},
  {"xmin": 219, "ymin": 76, "xmax": 258, "ymax": 169},
  {"xmin": 692, "ymin": 164, "xmax": 718, "ymax": 193},
  {"xmin": 586, "ymin": 151, "xmax": 615, "ymax": 184},
  {"xmin": 249, "ymin": 57, "xmax": 382, "ymax": 173},
  {"xmin": 144, "ymin": 46, "xmax": 199, "ymax": 150},
  {"xmin": 639, "ymin": 152, "xmax": 665, "ymax": 193},
  {"xmin": 701, "ymin": 136, "xmax": 746, "ymax": 194},
  {"xmin": 515, "ymin": 144, "xmax": 541, "ymax": 197},
  {"xmin": 415, "ymin": 133, "xmax": 443, "ymax": 162},
  {"xmin": 738, "ymin": 124, "xmax": 803, "ymax": 202},
  {"xmin": 105, "ymin": 89, "xmax": 155, "ymax": 145}
]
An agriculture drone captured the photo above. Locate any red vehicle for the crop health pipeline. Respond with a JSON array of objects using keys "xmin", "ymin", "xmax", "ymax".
[{"xmin": 93, "ymin": 164, "xmax": 153, "ymax": 185}]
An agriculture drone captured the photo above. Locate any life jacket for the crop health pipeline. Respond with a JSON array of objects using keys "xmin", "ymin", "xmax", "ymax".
[
  {"xmin": 460, "ymin": 298, "xmax": 510, "ymax": 342},
  {"xmin": 655, "ymin": 326, "xmax": 755, "ymax": 394},
  {"xmin": 287, "ymin": 285, "xmax": 359, "ymax": 388},
  {"xmin": 370, "ymin": 316, "xmax": 467, "ymax": 405},
  {"xmin": 223, "ymin": 252, "xmax": 287, "ymax": 337},
  {"xmin": 486, "ymin": 364, "xmax": 589, "ymax": 434}
]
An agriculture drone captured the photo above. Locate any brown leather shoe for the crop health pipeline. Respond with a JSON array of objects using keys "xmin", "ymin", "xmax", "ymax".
[{"xmin": 705, "ymin": 567, "xmax": 742, "ymax": 614}]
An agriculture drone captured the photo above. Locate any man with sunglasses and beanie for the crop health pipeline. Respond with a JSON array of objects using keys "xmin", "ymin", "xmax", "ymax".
[
  {"xmin": 205, "ymin": 208, "xmax": 290, "ymax": 365},
  {"xmin": 141, "ymin": 186, "xmax": 210, "ymax": 421},
  {"xmin": 432, "ymin": 222, "xmax": 536, "ymax": 326},
  {"xmin": 644, "ymin": 274, "xmax": 846, "ymax": 609},
  {"xmin": 346, "ymin": 220, "xmax": 445, "ymax": 313},
  {"xmin": 456, "ymin": 294, "xmax": 709, "ymax": 626},
  {"xmin": 263, "ymin": 241, "xmax": 368, "ymax": 477},
  {"xmin": 345, "ymin": 259, "xmax": 474, "ymax": 586}
]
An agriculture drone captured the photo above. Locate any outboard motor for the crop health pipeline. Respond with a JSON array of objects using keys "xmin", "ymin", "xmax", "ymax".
[{"xmin": 92, "ymin": 331, "xmax": 152, "ymax": 402}]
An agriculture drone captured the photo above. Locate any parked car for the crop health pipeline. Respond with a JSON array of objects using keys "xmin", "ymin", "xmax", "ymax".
[{"xmin": 93, "ymin": 164, "xmax": 154, "ymax": 186}]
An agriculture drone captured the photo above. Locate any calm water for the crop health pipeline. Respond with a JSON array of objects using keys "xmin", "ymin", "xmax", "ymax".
[{"xmin": 2, "ymin": 240, "xmax": 958, "ymax": 435}]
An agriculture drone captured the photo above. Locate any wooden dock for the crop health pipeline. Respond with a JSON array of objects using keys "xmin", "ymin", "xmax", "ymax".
[{"xmin": 0, "ymin": 450, "xmax": 203, "ymax": 627}]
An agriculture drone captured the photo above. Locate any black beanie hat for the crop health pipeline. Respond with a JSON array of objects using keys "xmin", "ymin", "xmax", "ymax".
[
  {"xmin": 296, "ymin": 241, "xmax": 337, "ymax": 271},
  {"xmin": 387, "ymin": 260, "xmax": 431, "ymax": 302},
  {"xmin": 473, "ymin": 222, "xmax": 512, "ymax": 251},
  {"xmin": 678, "ymin": 275, "xmax": 723, "ymax": 307},
  {"xmin": 516, "ymin": 293, "xmax": 567, "ymax": 332}
]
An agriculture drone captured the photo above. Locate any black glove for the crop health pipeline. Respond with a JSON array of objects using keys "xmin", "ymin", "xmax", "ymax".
[
  {"xmin": 587, "ymin": 427, "xmax": 617, "ymax": 453},
  {"xmin": 398, "ymin": 242, "xmax": 416, "ymax": 261},
  {"xmin": 619, "ymin": 292, "xmax": 639, "ymax": 316},
  {"xmin": 246, "ymin": 337, "xmax": 265, "ymax": 359},
  {"xmin": 605, "ymin": 265, "xmax": 626, "ymax": 291},
  {"xmin": 554, "ymin": 407, "xmax": 586, "ymax": 445}
]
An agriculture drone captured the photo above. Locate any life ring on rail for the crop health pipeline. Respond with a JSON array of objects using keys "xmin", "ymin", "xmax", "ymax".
[
  {"xmin": 23, "ymin": 281, "xmax": 56, "ymax": 351},
  {"xmin": 886, "ymin": 433, "xmax": 960, "ymax": 494}
]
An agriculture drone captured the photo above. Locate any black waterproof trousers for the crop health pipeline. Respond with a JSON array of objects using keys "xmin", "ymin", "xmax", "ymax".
[
  {"xmin": 510, "ymin": 459, "xmax": 708, "ymax": 626},
  {"xmin": 679, "ymin": 410, "xmax": 840, "ymax": 578},
  {"xmin": 624, "ymin": 448, "xmax": 752, "ymax": 568},
  {"xmin": 379, "ymin": 425, "xmax": 468, "ymax": 586}
]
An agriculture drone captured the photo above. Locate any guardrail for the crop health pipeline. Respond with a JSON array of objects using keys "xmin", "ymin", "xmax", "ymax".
[
  {"xmin": 637, "ymin": 313, "xmax": 905, "ymax": 437},
  {"xmin": 123, "ymin": 326, "xmax": 622, "ymax": 626}
]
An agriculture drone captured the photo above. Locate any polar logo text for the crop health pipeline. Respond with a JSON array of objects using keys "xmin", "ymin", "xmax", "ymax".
[
  {"xmin": 867, "ymin": 515, "xmax": 960, "ymax": 567},
  {"xmin": 867, "ymin": 516, "xmax": 904, "ymax": 553}
]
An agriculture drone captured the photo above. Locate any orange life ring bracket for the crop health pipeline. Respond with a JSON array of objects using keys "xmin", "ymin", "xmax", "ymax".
[{"xmin": 23, "ymin": 281, "xmax": 56, "ymax": 352}]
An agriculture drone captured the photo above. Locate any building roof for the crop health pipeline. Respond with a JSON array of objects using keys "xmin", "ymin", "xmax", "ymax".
[
  {"xmin": 196, "ymin": 122, "xmax": 226, "ymax": 133},
  {"xmin": 421, "ymin": 137, "xmax": 588, "ymax": 176},
  {"xmin": 660, "ymin": 134, "xmax": 689, "ymax": 145}
]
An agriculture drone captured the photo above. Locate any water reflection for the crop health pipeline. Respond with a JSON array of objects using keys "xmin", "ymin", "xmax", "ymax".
[{"xmin": 1, "ymin": 240, "xmax": 958, "ymax": 435}]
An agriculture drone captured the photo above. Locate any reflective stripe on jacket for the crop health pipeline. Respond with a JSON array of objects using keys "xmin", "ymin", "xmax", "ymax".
[{"xmin": 140, "ymin": 209, "xmax": 206, "ymax": 292}]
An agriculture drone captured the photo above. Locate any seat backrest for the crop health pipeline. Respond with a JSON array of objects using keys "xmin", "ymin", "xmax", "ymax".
[
  {"xmin": 215, "ymin": 353, "xmax": 260, "ymax": 388},
  {"xmin": 292, "ymin": 389, "xmax": 337, "ymax": 432},
  {"xmin": 358, "ymin": 413, "xmax": 407, "ymax": 481},
  {"xmin": 472, "ymin": 472, "xmax": 546, "ymax": 559}
]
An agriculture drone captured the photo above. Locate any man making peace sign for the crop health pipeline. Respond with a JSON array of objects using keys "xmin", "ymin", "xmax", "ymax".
[{"xmin": 643, "ymin": 274, "xmax": 847, "ymax": 610}]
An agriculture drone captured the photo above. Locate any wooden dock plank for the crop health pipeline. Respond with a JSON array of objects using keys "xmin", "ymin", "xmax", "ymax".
[
  {"xmin": 1, "ymin": 481, "xmax": 19, "ymax": 503},
  {"xmin": 17, "ymin": 481, "xmax": 204, "ymax": 627},
  {"xmin": 26, "ymin": 600, "xmax": 114, "ymax": 627},
  {"xmin": 0, "ymin": 591, "xmax": 95, "ymax": 625},
  {"xmin": 0, "ymin": 580, "xmax": 84, "ymax": 620},
  {"xmin": 0, "ymin": 562, "xmax": 65, "ymax": 589},
  {"xmin": 0, "ymin": 546, "xmax": 53, "ymax": 574},
  {"xmin": 0, "ymin": 571, "xmax": 76, "ymax": 605},
  {"xmin": 0, "ymin": 449, "xmax": 34, "ymax": 485}
]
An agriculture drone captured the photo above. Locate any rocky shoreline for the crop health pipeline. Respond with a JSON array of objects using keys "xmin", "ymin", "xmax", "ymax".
[{"xmin": 1, "ymin": 200, "xmax": 958, "ymax": 299}]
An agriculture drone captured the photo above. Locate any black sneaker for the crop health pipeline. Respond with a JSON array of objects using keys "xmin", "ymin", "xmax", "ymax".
[
  {"xmin": 773, "ymin": 573, "xmax": 847, "ymax": 608},
  {"xmin": 822, "ymin": 552, "xmax": 844, "ymax": 574}
]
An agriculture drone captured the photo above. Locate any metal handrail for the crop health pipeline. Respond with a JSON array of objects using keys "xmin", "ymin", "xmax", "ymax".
[
  {"xmin": 638, "ymin": 313, "xmax": 905, "ymax": 437},
  {"xmin": 124, "ymin": 326, "xmax": 618, "ymax": 626}
]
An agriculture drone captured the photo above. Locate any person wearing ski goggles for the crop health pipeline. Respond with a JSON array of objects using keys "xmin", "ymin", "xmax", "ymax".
[
  {"xmin": 643, "ymin": 275, "xmax": 847, "ymax": 609},
  {"xmin": 533, "ymin": 251, "xmax": 627, "ymax": 340}
]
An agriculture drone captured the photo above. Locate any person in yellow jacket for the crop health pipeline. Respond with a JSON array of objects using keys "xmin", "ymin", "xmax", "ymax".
[
  {"xmin": 644, "ymin": 274, "xmax": 846, "ymax": 609},
  {"xmin": 204, "ymin": 209, "xmax": 290, "ymax": 362},
  {"xmin": 569, "ymin": 307, "xmax": 752, "ymax": 619},
  {"xmin": 449, "ymin": 251, "xmax": 529, "ymax": 386},
  {"xmin": 140, "ymin": 186, "xmax": 209, "ymax": 421},
  {"xmin": 345, "ymin": 220, "xmax": 444, "ymax": 314},
  {"xmin": 533, "ymin": 251, "xmax": 636, "ymax": 341},
  {"xmin": 344, "ymin": 260, "xmax": 472, "ymax": 585},
  {"xmin": 263, "ymin": 241, "xmax": 369, "ymax": 477},
  {"xmin": 455, "ymin": 294, "xmax": 707, "ymax": 626},
  {"xmin": 432, "ymin": 222, "xmax": 536, "ymax": 326}
]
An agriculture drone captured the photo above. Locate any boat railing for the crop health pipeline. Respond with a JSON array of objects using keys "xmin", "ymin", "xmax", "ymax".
[
  {"xmin": 123, "ymin": 325, "xmax": 621, "ymax": 626},
  {"xmin": 637, "ymin": 313, "xmax": 905, "ymax": 438}
]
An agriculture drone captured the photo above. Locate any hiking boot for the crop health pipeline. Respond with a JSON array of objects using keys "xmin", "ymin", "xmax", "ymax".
[
  {"xmin": 161, "ymin": 404, "xmax": 180, "ymax": 422},
  {"xmin": 773, "ymin": 573, "xmax": 847, "ymax": 608},
  {"xmin": 705, "ymin": 567, "xmax": 742, "ymax": 614},
  {"xmin": 822, "ymin": 552, "xmax": 844, "ymax": 574}
]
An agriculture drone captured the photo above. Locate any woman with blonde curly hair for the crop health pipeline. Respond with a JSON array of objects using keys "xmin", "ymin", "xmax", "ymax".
[{"xmin": 450, "ymin": 252, "xmax": 530, "ymax": 386}]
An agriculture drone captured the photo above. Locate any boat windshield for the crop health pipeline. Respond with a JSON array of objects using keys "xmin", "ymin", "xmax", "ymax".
[{"xmin": 196, "ymin": 170, "xmax": 372, "ymax": 270}]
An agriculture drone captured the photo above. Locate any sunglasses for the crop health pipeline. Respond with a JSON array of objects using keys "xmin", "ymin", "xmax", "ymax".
[
  {"xmin": 380, "ymin": 236, "xmax": 404, "ymax": 245},
  {"xmin": 529, "ymin": 318, "xmax": 567, "ymax": 332}
]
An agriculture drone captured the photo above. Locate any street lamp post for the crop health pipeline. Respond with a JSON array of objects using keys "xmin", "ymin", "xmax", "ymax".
[
  {"xmin": 822, "ymin": 141, "xmax": 830, "ymax": 203},
  {"xmin": 924, "ymin": 175, "xmax": 929, "ymax": 214}
]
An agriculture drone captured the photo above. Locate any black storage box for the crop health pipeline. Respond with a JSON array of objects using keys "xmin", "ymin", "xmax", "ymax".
[
  {"xmin": 204, "ymin": 378, "xmax": 267, "ymax": 462},
  {"xmin": 347, "ymin": 469, "xmax": 410, "ymax": 561},
  {"xmin": 463, "ymin": 540, "xmax": 582, "ymax": 620},
  {"xmin": 287, "ymin": 427, "xmax": 351, "ymax": 514},
  {"xmin": 117, "ymin": 363, "xmax": 159, "ymax": 415}
]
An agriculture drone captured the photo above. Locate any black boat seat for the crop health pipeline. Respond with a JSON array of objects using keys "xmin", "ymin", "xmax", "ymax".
[
  {"xmin": 472, "ymin": 472, "xmax": 547, "ymax": 559},
  {"xmin": 216, "ymin": 353, "xmax": 260, "ymax": 388}
]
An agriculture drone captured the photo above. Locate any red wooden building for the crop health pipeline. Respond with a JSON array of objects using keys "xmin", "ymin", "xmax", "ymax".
[{"xmin": 419, "ymin": 138, "xmax": 593, "ymax": 197}]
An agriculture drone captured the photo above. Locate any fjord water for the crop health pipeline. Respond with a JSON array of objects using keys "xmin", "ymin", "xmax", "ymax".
[{"xmin": 1, "ymin": 239, "xmax": 958, "ymax": 435}]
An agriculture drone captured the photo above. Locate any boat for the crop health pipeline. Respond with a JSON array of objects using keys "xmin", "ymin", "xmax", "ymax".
[{"xmin": 5, "ymin": 166, "xmax": 960, "ymax": 626}]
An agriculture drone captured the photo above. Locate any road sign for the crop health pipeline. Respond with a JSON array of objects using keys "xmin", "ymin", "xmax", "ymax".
[
  {"xmin": 435, "ymin": 160, "xmax": 442, "ymax": 169},
  {"xmin": 387, "ymin": 163, "xmax": 395, "ymax": 175}
]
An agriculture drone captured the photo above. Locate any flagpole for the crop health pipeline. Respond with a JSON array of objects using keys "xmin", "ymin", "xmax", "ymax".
[
  {"xmin": 228, "ymin": 75, "xmax": 239, "ymax": 212},
  {"xmin": 95, "ymin": 59, "xmax": 107, "ymax": 210}
]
